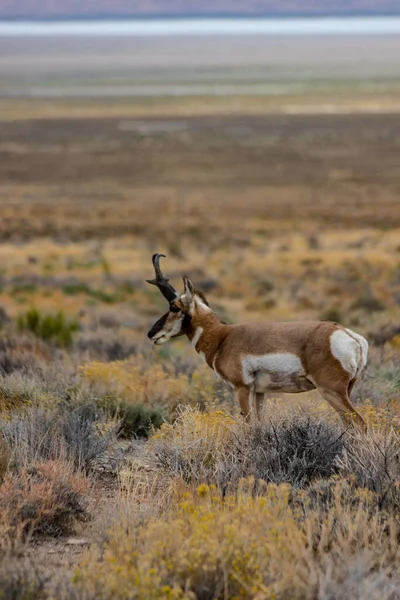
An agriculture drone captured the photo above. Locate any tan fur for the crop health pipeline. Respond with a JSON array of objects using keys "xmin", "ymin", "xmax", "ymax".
[{"xmin": 149, "ymin": 284, "xmax": 368, "ymax": 431}]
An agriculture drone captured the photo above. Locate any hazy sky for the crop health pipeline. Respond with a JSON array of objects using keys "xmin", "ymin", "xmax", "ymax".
[{"xmin": 1, "ymin": 0, "xmax": 399, "ymax": 18}]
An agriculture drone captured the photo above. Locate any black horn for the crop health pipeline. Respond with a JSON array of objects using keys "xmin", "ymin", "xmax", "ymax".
[{"xmin": 146, "ymin": 254, "xmax": 179, "ymax": 302}]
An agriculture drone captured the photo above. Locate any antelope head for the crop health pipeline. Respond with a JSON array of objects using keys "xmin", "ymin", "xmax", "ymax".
[{"xmin": 147, "ymin": 254, "xmax": 196, "ymax": 345}]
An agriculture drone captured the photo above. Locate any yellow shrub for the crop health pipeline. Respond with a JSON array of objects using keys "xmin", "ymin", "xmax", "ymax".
[
  {"xmin": 390, "ymin": 334, "xmax": 400, "ymax": 349},
  {"xmin": 80, "ymin": 358, "xmax": 224, "ymax": 418},
  {"xmin": 359, "ymin": 401, "xmax": 400, "ymax": 431},
  {"xmin": 76, "ymin": 480, "xmax": 399, "ymax": 600},
  {"xmin": 153, "ymin": 408, "xmax": 235, "ymax": 445},
  {"xmin": 150, "ymin": 408, "xmax": 237, "ymax": 481}
]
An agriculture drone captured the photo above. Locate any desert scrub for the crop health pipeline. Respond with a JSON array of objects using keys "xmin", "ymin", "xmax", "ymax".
[
  {"xmin": 0, "ymin": 433, "xmax": 10, "ymax": 481},
  {"xmin": 336, "ymin": 425, "xmax": 400, "ymax": 512},
  {"xmin": 152, "ymin": 409, "xmax": 236, "ymax": 485},
  {"xmin": 75, "ymin": 328, "xmax": 139, "ymax": 362},
  {"xmin": 97, "ymin": 396, "xmax": 165, "ymax": 438},
  {"xmin": 0, "ymin": 371, "xmax": 55, "ymax": 413},
  {"xmin": 151, "ymin": 407, "xmax": 344, "ymax": 490},
  {"xmin": 0, "ymin": 557, "xmax": 94, "ymax": 600},
  {"xmin": 80, "ymin": 358, "xmax": 225, "ymax": 420},
  {"xmin": 0, "ymin": 460, "xmax": 88, "ymax": 539},
  {"xmin": 0, "ymin": 560, "xmax": 49, "ymax": 600},
  {"xmin": 360, "ymin": 360, "xmax": 400, "ymax": 404},
  {"xmin": 75, "ymin": 480, "xmax": 400, "ymax": 600},
  {"xmin": 359, "ymin": 400, "xmax": 400, "ymax": 430},
  {"xmin": 17, "ymin": 307, "xmax": 79, "ymax": 348},
  {"xmin": 0, "ymin": 401, "xmax": 118, "ymax": 473},
  {"xmin": 152, "ymin": 407, "xmax": 400, "ymax": 506},
  {"xmin": 0, "ymin": 332, "xmax": 53, "ymax": 375}
]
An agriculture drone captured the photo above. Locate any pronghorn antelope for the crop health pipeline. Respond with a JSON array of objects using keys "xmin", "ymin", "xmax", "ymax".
[{"xmin": 147, "ymin": 254, "xmax": 368, "ymax": 430}]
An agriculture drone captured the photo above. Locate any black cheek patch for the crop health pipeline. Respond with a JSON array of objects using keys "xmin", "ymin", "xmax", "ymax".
[{"xmin": 147, "ymin": 312, "xmax": 168, "ymax": 339}]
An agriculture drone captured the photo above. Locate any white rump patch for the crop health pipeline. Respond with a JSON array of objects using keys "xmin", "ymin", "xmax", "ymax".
[
  {"xmin": 191, "ymin": 326, "xmax": 204, "ymax": 350},
  {"xmin": 345, "ymin": 328, "xmax": 368, "ymax": 373},
  {"xmin": 330, "ymin": 329, "xmax": 364, "ymax": 378},
  {"xmin": 242, "ymin": 353, "xmax": 304, "ymax": 387}
]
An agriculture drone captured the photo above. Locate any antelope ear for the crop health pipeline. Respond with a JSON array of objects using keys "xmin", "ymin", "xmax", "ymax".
[{"xmin": 181, "ymin": 276, "xmax": 195, "ymax": 307}]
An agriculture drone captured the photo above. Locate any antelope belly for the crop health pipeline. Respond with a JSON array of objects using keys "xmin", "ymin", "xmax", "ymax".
[
  {"xmin": 242, "ymin": 353, "xmax": 315, "ymax": 393},
  {"xmin": 255, "ymin": 372, "xmax": 315, "ymax": 393}
]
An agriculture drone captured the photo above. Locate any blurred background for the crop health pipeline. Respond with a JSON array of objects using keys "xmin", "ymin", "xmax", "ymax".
[{"xmin": 0, "ymin": 1, "xmax": 400, "ymax": 369}]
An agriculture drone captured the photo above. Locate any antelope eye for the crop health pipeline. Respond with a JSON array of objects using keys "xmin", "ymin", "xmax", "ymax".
[{"xmin": 169, "ymin": 305, "xmax": 180, "ymax": 313}]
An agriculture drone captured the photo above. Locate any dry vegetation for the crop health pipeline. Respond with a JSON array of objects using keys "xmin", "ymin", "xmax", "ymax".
[{"xmin": 0, "ymin": 102, "xmax": 400, "ymax": 599}]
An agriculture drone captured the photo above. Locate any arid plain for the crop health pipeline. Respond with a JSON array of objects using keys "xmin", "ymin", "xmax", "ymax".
[{"xmin": 1, "ymin": 32, "xmax": 400, "ymax": 599}]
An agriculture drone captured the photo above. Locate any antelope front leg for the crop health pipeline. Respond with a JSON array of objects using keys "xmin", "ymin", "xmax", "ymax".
[{"xmin": 235, "ymin": 386, "xmax": 252, "ymax": 421}]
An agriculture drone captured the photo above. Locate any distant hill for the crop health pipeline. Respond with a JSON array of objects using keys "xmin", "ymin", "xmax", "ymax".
[{"xmin": 1, "ymin": 1, "xmax": 399, "ymax": 19}]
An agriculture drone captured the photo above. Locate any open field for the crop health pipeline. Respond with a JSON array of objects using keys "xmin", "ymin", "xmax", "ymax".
[
  {"xmin": 1, "ymin": 99, "xmax": 400, "ymax": 598},
  {"xmin": 1, "ymin": 110, "xmax": 400, "ymax": 325},
  {"xmin": 1, "ymin": 34, "xmax": 400, "ymax": 100}
]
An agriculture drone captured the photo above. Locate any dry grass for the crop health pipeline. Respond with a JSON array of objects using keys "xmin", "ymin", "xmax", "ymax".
[
  {"xmin": 151, "ymin": 407, "xmax": 400, "ymax": 505},
  {"xmin": 0, "ymin": 432, "xmax": 11, "ymax": 480},
  {"xmin": 70, "ymin": 408, "xmax": 400, "ymax": 600},
  {"xmin": 3, "ymin": 93, "xmax": 400, "ymax": 121},
  {"xmin": 0, "ymin": 460, "xmax": 88, "ymax": 542},
  {"xmin": 75, "ymin": 477, "xmax": 400, "ymax": 600},
  {"xmin": 0, "ymin": 112, "xmax": 399, "ymax": 335}
]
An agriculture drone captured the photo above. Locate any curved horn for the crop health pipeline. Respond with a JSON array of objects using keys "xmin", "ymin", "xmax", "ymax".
[{"xmin": 146, "ymin": 254, "xmax": 179, "ymax": 302}]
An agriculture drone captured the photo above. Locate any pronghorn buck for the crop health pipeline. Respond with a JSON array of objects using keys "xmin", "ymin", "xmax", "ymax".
[{"xmin": 147, "ymin": 254, "xmax": 368, "ymax": 430}]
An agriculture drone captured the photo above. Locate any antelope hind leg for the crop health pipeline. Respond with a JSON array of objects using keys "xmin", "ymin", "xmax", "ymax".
[{"xmin": 317, "ymin": 386, "xmax": 366, "ymax": 432}]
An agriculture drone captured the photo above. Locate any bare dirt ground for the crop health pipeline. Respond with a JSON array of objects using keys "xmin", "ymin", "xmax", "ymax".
[{"xmin": 23, "ymin": 440, "xmax": 153, "ymax": 578}]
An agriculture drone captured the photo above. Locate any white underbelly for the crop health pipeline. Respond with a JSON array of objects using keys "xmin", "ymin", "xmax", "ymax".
[{"xmin": 242, "ymin": 352, "xmax": 315, "ymax": 394}]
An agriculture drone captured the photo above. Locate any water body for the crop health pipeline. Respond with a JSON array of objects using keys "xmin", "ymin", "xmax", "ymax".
[{"xmin": 1, "ymin": 16, "xmax": 400, "ymax": 37}]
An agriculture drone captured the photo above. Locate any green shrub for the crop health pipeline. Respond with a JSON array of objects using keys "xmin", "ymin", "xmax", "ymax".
[
  {"xmin": 62, "ymin": 283, "xmax": 121, "ymax": 304},
  {"xmin": 17, "ymin": 307, "xmax": 79, "ymax": 347},
  {"xmin": 98, "ymin": 396, "xmax": 165, "ymax": 439}
]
